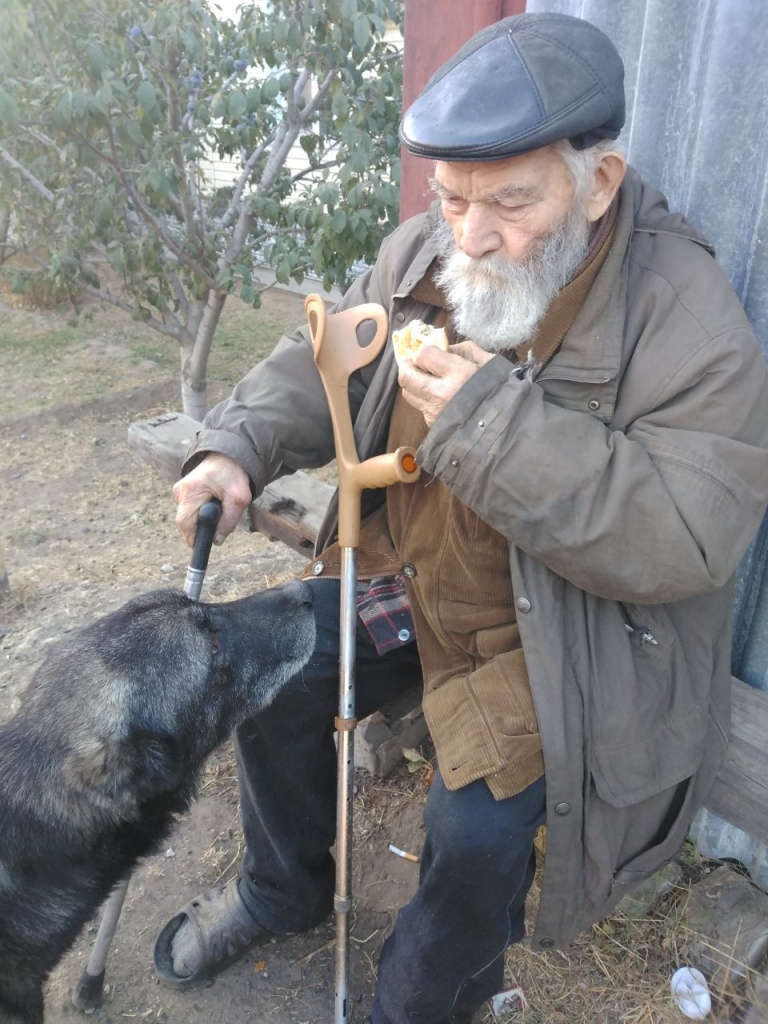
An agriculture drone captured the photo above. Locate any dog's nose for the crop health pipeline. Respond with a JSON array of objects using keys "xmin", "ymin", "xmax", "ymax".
[{"xmin": 298, "ymin": 581, "xmax": 315, "ymax": 608}]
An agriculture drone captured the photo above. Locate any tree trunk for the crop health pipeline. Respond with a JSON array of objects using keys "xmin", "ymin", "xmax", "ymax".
[
  {"xmin": 179, "ymin": 290, "xmax": 228, "ymax": 419},
  {"xmin": 0, "ymin": 204, "xmax": 11, "ymax": 266},
  {"xmin": 180, "ymin": 377, "xmax": 208, "ymax": 421},
  {"xmin": 179, "ymin": 290, "xmax": 227, "ymax": 417}
]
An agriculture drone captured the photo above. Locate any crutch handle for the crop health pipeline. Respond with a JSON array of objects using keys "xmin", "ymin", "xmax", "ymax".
[{"xmin": 306, "ymin": 295, "xmax": 420, "ymax": 546}]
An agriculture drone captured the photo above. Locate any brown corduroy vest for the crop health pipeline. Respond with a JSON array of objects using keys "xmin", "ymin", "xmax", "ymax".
[{"xmin": 386, "ymin": 202, "xmax": 618, "ymax": 798}]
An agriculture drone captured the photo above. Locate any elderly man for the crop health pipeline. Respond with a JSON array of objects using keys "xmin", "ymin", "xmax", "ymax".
[{"xmin": 153, "ymin": 12, "xmax": 768, "ymax": 1023}]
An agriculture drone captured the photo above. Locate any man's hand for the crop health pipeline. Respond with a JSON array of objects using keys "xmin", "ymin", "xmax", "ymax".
[
  {"xmin": 173, "ymin": 453, "xmax": 252, "ymax": 548},
  {"xmin": 398, "ymin": 340, "xmax": 495, "ymax": 428}
]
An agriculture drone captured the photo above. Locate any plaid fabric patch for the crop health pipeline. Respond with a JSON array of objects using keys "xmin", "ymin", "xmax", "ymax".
[{"xmin": 356, "ymin": 576, "xmax": 416, "ymax": 656}]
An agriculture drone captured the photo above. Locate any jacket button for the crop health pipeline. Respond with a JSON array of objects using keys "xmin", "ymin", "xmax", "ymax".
[
  {"xmin": 402, "ymin": 563, "xmax": 417, "ymax": 578},
  {"xmin": 516, "ymin": 597, "xmax": 531, "ymax": 613},
  {"xmin": 398, "ymin": 628, "xmax": 411, "ymax": 642},
  {"xmin": 311, "ymin": 561, "xmax": 324, "ymax": 576},
  {"xmin": 554, "ymin": 802, "xmax": 571, "ymax": 816},
  {"xmin": 539, "ymin": 938, "xmax": 555, "ymax": 949},
  {"xmin": 588, "ymin": 399, "xmax": 600, "ymax": 411},
  {"xmin": 395, "ymin": 312, "xmax": 405, "ymax": 323},
  {"xmin": 450, "ymin": 458, "xmax": 460, "ymax": 467}
]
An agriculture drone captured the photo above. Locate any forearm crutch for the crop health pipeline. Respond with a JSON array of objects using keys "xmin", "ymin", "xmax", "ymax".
[
  {"xmin": 306, "ymin": 295, "xmax": 420, "ymax": 1024},
  {"xmin": 73, "ymin": 499, "xmax": 222, "ymax": 1012}
]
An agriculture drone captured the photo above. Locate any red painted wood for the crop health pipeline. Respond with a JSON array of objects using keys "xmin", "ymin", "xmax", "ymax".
[{"xmin": 399, "ymin": 0, "xmax": 527, "ymax": 222}]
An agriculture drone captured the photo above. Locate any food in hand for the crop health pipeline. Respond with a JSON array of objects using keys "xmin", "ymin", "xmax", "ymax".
[{"xmin": 392, "ymin": 320, "xmax": 449, "ymax": 367}]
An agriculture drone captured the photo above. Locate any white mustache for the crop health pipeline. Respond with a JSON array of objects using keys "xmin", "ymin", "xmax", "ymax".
[{"xmin": 432, "ymin": 205, "xmax": 590, "ymax": 351}]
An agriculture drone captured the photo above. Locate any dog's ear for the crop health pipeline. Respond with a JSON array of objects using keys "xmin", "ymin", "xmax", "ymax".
[
  {"xmin": 66, "ymin": 732, "xmax": 184, "ymax": 804},
  {"xmin": 65, "ymin": 736, "xmax": 133, "ymax": 805},
  {"xmin": 129, "ymin": 731, "xmax": 186, "ymax": 799}
]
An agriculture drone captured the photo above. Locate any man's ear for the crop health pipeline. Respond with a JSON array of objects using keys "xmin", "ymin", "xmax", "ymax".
[{"xmin": 586, "ymin": 151, "xmax": 627, "ymax": 222}]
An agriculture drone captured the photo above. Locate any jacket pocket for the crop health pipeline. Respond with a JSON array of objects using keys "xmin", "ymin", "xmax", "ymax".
[
  {"xmin": 611, "ymin": 775, "xmax": 695, "ymax": 889},
  {"xmin": 588, "ymin": 601, "xmax": 709, "ymax": 808},
  {"xmin": 583, "ymin": 772, "xmax": 695, "ymax": 905}
]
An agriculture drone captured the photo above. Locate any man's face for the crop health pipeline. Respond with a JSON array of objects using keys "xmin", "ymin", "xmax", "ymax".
[
  {"xmin": 432, "ymin": 147, "xmax": 593, "ymax": 351},
  {"xmin": 433, "ymin": 147, "xmax": 579, "ymax": 264}
]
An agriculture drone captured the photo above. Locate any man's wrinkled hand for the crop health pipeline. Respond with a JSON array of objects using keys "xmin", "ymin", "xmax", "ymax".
[
  {"xmin": 173, "ymin": 453, "xmax": 252, "ymax": 548},
  {"xmin": 398, "ymin": 341, "xmax": 495, "ymax": 428}
]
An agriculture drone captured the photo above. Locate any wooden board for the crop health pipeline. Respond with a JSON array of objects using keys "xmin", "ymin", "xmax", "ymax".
[
  {"xmin": 704, "ymin": 677, "xmax": 768, "ymax": 846},
  {"xmin": 127, "ymin": 412, "xmax": 333, "ymax": 556}
]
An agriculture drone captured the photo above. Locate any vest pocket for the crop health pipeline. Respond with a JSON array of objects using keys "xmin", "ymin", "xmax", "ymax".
[{"xmin": 423, "ymin": 653, "xmax": 542, "ymax": 790}]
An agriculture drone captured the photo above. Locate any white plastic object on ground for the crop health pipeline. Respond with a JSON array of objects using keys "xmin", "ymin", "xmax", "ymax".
[{"xmin": 670, "ymin": 966, "xmax": 712, "ymax": 1019}]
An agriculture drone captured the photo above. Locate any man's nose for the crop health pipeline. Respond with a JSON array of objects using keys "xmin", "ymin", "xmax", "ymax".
[{"xmin": 457, "ymin": 203, "xmax": 501, "ymax": 259}]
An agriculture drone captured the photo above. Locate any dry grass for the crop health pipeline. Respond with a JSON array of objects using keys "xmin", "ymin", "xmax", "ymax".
[{"xmin": 499, "ymin": 865, "xmax": 768, "ymax": 1024}]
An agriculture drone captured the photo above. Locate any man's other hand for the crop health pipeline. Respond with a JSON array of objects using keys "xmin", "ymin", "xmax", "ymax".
[
  {"xmin": 173, "ymin": 453, "xmax": 252, "ymax": 548},
  {"xmin": 398, "ymin": 341, "xmax": 495, "ymax": 428}
]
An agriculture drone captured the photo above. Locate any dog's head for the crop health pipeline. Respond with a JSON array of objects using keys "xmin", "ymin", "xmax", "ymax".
[{"xmin": 17, "ymin": 581, "xmax": 315, "ymax": 818}]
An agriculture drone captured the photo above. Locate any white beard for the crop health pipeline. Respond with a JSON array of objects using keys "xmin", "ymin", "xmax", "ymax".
[{"xmin": 432, "ymin": 202, "xmax": 591, "ymax": 352}]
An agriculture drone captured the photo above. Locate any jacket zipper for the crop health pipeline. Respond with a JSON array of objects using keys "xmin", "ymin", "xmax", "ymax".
[
  {"xmin": 623, "ymin": 622, "xmax": 659, "ymax": 646},
  {"xmin": 536, "ymin": 373, "xmax": 612, "ymax": 385}
]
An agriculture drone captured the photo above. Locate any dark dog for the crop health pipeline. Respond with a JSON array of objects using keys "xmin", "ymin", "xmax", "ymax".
[{"xmin": 0, "ymin": 582, "xmax": 315, "ymax": 1024}]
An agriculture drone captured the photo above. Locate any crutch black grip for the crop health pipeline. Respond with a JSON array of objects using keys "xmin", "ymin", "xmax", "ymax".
[
  {"xmin": 190, "ymin": 498, "xmax": 222, "ymax": 572},
  {"xmin": 184, "ymin": 498, "xmax": 222, "ymax": 602}
]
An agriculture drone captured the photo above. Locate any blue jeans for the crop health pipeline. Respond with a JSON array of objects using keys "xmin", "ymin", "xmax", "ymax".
[{"xmin": 234, "ymin": 579, "xmax": 546, "ymax": 1024}]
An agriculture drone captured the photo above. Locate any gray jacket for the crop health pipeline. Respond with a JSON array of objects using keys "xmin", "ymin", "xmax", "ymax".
[{"xmin": 187, "ymin": 169, "xmax": 768, "ymax": 946}]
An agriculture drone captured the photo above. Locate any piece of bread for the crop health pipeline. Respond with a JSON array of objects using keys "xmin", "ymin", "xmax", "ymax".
[{"xmin": 392, "ymin": 320, "xmax": 449, "ymax": 367}]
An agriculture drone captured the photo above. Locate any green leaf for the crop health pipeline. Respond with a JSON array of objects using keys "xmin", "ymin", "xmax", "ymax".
[
  {"xmin": 53, "ymin": 91, "xmax": 73, "ymax": 130},
  {"xmin": 94, "ymin": 199, "xmax": 113, "ymax": 229},
  {"xmin": 87, "ymin": 43, "xmax": 107, "ymax": 76},
  {"xmin": 228, "ymin": 90, "xmax": 247, "ymax": 118},
  {"xmin": 262, "ymin": 77, "xmax": 279, "ymax": 102},
  {"xmin": 246, "ymin": 87, "xmax": 262, "ymax": 111},
  {"xmin": 353, "ymin": 13, "xmax": 370, "ymax": 50},
  {"xmin": 402, "ymin": 748, "xmax": 428, "ymax": 766},
  {"xmin": 136, "ymin": 81, "xmax": 156, "ymax": 111},
  {"xmin": 94, "ymin": 84, "xmax": 112, "ymax": 114}
]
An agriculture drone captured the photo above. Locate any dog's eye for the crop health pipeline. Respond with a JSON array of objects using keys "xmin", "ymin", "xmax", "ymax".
[{"xmin": 211, "ymin": 633, "xmax": 220, "ymax": 655}]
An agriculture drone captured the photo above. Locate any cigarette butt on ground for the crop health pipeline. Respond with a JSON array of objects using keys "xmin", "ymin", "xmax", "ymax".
[{"xmin": 388, "ymin": 843, "xmax": 420, "ymax": 863}]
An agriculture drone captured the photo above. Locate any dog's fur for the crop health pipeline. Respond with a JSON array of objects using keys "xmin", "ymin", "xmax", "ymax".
[{"xmin": 0, "ymin": 582, "xmax": 315, "ymax": 1024}]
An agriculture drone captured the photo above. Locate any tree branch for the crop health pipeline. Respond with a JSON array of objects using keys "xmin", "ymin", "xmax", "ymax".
[
  {"xmin": 290, "ymin": 159, "xmax": 337, "ymax": 185},
  {"xmin": 298, "ymin": 70, "xmax": 334, "ymax": 125},
  {"xmin": 102, "ymin": 123, "xmax": 217, "ymax": 291},
  {"xmin": 214, "ymin": 132, "xmax": 275, "ymax": 232},
  {"xmin": 0, "ymin": 146, "xmax": 55, "ymax": 201},
  {"xmin": 77, "ymin": 280, "xmax": 188, "ymax": 342}
]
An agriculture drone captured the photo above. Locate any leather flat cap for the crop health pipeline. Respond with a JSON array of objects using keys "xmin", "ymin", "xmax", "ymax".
[{"xmin": 400, "ymin": 13, "xmax": 625, "ymax": 160}]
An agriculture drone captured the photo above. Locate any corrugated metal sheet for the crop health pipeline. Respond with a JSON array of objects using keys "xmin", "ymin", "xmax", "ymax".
[{"xmin": 528, "ymin": 0, "xmax": 768, "ymax": 885}]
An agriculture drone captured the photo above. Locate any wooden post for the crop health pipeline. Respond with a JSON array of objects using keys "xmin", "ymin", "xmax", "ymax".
[{"xmin": 400, "ymin": 0, "xmax": 527, "ymax": 223}]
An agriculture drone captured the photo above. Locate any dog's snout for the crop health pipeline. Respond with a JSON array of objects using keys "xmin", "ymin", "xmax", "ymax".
[{"xmin": 298, "ymin": 581, "xmax": 314, "ymax": 608}]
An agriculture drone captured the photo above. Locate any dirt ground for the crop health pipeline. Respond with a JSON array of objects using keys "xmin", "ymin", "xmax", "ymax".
[{"xmin": 1, "ymin": 289, "xmax": 766, "ymax": 1024}]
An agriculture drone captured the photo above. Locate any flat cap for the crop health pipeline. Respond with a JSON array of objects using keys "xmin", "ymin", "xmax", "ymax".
[{"xmin": 400, "ymin": 12, "xmax": 625, "ymax": 161}]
